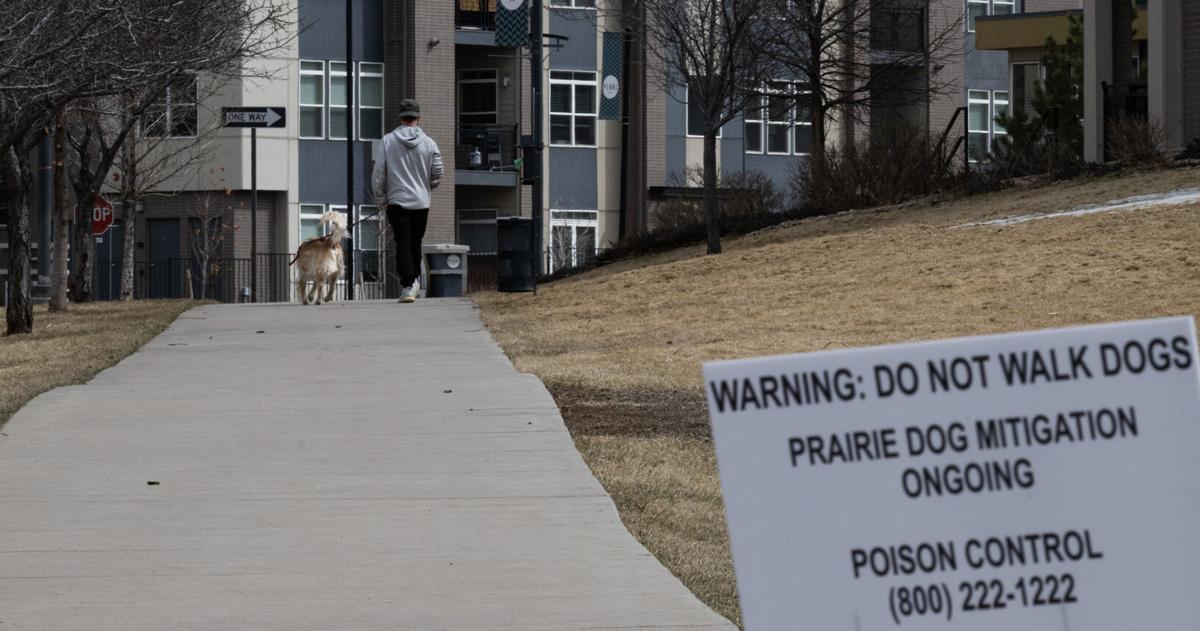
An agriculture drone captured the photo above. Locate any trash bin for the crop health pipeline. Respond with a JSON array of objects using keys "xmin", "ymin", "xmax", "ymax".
[
  {"xmin": 421, "ymin": 244, "xmax": 470, "ymax": 297},
  {"xmin": 496, "ymin": 217, "xmax": 535, "ymax": 293}
]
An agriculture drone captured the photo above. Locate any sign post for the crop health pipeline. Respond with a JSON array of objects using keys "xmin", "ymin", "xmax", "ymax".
[
  {"xmin": 223, "ymin": 107, "xmax": 286, "ymax": 303},
  {"xmin": 704, "ymin": 318, "xmax": 1200, "ymax": 630}
]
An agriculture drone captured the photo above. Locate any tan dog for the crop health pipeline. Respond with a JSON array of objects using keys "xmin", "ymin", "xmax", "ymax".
[{"xmin": 291, "ymin": 210, "xmax": 347, "ymax": 305}]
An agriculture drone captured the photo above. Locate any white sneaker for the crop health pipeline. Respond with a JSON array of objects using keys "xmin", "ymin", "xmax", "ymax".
[{"xmin": 399, "ymin": 285, "xmax": 417, "ymax": 303}]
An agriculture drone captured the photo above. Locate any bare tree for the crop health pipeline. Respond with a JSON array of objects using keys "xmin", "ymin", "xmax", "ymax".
[
  {"xmin": 2, "ymin": 0, "xmax": 294, "ymax": 333},
  {"xmin": 188, "ymin": 174, "xmax": 237, "ymax": 301},
  {"xmin": 763, "ymin": 0, "xmax": 963, "ymax": 174},
  {"xmin": 627, "ymin": 0, "xmax": 773, "ymax": 254}
]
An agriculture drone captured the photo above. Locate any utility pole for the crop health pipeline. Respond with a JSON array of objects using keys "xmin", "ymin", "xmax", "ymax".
[
  {"xmin": 530, "ymin": 0, "xmax": 544, "ymax": 278},
  {"xmin": 346, "ymin": 0, "xmax": 356, "ymax": 300}
]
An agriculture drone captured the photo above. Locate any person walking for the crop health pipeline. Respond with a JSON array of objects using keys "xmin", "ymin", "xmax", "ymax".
[{"xmin": 372, "ymin": 99, "xmax": 443, "ymax": 303}]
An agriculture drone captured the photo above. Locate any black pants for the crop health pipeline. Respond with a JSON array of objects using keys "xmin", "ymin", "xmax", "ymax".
[{"xmin": 386, "ymin": 205, "xmax": 429, "ymax": 288}]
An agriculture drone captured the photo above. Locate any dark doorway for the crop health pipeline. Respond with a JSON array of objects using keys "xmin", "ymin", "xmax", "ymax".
[
  {"xmin": 145, "ymin": 218, "xmax": 180, "ymax": 299},
  {"xmin": 93, "ymin": 224, "xmax": 123, "ymax": 301}
]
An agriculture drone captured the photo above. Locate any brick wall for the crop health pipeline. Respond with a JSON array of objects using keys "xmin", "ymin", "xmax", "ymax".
[
  {"xmin": 412, "ymin": 0, "xmax": 457, "ymax": 243},
  {"xmin": 929, "ymin": 0, "xmax": 967, "ymax": 166},
  {"xmin": 1185, "ymin": 0, "xmax": 1200, "ymax": 143}
]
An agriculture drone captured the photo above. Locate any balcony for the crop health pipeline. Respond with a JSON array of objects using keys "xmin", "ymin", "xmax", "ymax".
[
  {"xmin": 456, "ymin": 124, "xmax": 519, "ymax": 187},
  {"xmin": 457, "ymin": 0, "xmax": 499, "ymax": 45}
]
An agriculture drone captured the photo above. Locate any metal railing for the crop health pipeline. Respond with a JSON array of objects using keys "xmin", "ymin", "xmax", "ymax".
[
  {"xmin": 88, "ymin": 252, "xmax": 395, "ymax": 303},
  {"xmin": 464, "ymin": 247, "xmax": 604, "ymax": 293},
  {"xmin": 456, "ymin": 0, "xmax": 496, "ymax": 30},
  {"xmin": 456, "ymin": 124, "xmax": 519, "ymax": 171}
]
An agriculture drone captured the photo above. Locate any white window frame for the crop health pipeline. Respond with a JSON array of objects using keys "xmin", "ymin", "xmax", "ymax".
[
  {"xmin": 548, "ymin": 209, "xmax": 598, "ymax": 273},
  {"xmin": 548, "ymin": 0, "xmax": 596, "ymax": 9},
  {"xmin": 992, "ymin": 90, "xmax": 1009, "ymax": 143},
  {"xmin": 329, "ymin": 61, "xmax": 350, "ymax": 141},
  {"xmin": 299, "ymin": 203, "xmax": 327, "ymax": 241},
  {"xmin": 684, "ymin": 82, "xmax": 722, "ymax": 139},
  {"xmin": 748, "ymin": 81, "xmax": 811, "ymax": 156},
  {"xmin": 355, "ymin": 204, "xmax": 386, "ymax": 282},
  {"xmin": 966, "ymin": 0, "xmax": 988, "ymax": 33},
  {"xmin": 744, "ymin": 91, "xmax": 764, "ymax": 154},
  {"xmin": 549, "ymin": 71, "xmax": 599, "ymax": 148},
  {"xmin": 967, "ymin": 89, "xmax": 991, "ymax": 164},
  {"xmin": 300, "ymin": 60, "xmax": 326, "ymax": 140},
  {"xmin": 358, "ymin": 62, "xmax": 385, "ymax": 141},
  {"xmin": 765, "ymin": 82, "xmax": 793, "ymax": 155}
]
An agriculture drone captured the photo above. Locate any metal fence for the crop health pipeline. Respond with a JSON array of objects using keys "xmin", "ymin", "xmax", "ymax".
[
  {"xmin": 464, "ymin": 247, "xmax": 603, "ymax": 294},
  {"xmin": 90, "ymin": 252, "xmax": 395, "ymax": 303}
]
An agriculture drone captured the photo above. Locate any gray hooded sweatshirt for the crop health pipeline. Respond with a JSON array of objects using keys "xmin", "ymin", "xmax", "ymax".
[{"xmin": 372, "ymin": 125, "xmax": 443, "ymax": 209}]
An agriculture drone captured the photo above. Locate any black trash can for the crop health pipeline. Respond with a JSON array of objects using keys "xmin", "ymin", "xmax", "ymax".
[{"xmin": 496, "ymin": 217, "xmax": 535, "ymax": 293}]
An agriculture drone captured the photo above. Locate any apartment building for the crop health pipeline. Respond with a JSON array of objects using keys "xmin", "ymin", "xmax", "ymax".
[{"xmin": 5, "ymin": 0, "xmax": 1197, "ymax": 302}]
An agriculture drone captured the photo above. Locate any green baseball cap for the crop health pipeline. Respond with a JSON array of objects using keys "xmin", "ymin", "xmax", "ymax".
[{"xmin": 398, "ymin": 99, "xmax": 421, "ymax": 118}]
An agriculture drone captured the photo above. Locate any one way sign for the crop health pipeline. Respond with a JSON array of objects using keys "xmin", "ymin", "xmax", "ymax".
[{"xmin": 222, "ymin": 107, "xmax": 286, "ymax": 128}]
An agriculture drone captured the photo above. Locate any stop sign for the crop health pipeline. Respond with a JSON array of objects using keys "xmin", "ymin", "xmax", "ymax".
[{"xmin": 92, "ymin": 195, "xmax": 114, "ymax": 236}]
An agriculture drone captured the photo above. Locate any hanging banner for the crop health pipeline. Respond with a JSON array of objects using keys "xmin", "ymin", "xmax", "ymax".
[
  {"xmin": 599, "ymin": 31, "xmax": 623, "ymax": 120},
  {"xmin": 495, "ymin": 0, "xmax": 529, "ymax": 48}
]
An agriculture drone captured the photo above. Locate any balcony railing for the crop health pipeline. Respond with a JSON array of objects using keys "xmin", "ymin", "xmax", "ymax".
[
  {"xmin": 457, "ymin": 0, "xmax": 497, "ymax": 30},
  {"xmin": 456, "ymin": 124, "xmax": 519, "ymax": 171}
]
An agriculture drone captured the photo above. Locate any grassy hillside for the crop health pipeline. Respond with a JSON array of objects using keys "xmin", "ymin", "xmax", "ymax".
[{"xmin": 476, "ymin": 166, "xmax": 1200, "ymax": 626}]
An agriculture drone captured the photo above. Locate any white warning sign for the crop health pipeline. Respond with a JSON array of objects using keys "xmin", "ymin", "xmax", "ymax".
[{"xmin": 704, "ymin": 317, "xmax": 1200, "ymax": 630}]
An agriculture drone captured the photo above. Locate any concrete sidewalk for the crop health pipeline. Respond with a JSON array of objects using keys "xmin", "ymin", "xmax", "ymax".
[{"xmin": 0, "ymin": 300, "xmax": 735, "ymax": 630}]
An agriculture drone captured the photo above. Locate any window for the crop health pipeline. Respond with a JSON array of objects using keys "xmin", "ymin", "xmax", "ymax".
[
  {"xmin": 1011, "ymin": 62, "xmax": 1040, "ymax": 117},
  {"xmin": 458, "ymin": 209, "xmax": 499, "ymax": 254},
  {"xmin": 459, "ymin": 69, "xmax": 499, "ymax": 128},
  {"xmin": 300, "ymin": 61, "xmax": 325, "ymax": 139},
  {"xmin": 549, "ymin": 210, "xmax": 598, "ymax": 273},
  {"xmin": 300, "ymin": 204, "xmax": 327, "ymax": 241},
  {"xmin": 966, "ymin": 89, "xmax": 1010, "ymax": 163},
  {"xmin": 356, "ymin": 205, "xmax": 384, "ymax": 282},
  {"xmin": 746, "ymin": 81, "xmax": 811, "ymax": 155},
  {"xmin": 967, "ymin": 90, "xmax": 990, "ymax": 163},
  {"xmin": 967, "ymin": 0, "xmax": 1012, "ymax": 32},
  {"xmin": 992, "ymin": 90, "xmax": 1009, "ymax": 148},
  {"xmin": 329, "ymin": 62, "xmax": 350, "ymax": 140},
  {"xmin": 300, "ymin": 60, "xmax": 385, "ymax": 140},
  {"xmin": 744, "ymin": 89, "xmax": 764, "ymax": 153},
  {"xmin": 144, "ymin": 74, "xmax": 198, "ymax": 138},
  {"xmin": 548, "ymin": 0, "xmax": 595, "ymax": 8},
  {"xmin": 685, "ymin": 80, "xmax": 722, "ymax": 138},
  {"xmin": 549, "ymin": 71, "xmax": 598, "ymax": 146},
  {"xmin": 358, "ymin": 63, "xmax": 384, "ymax": 140}
]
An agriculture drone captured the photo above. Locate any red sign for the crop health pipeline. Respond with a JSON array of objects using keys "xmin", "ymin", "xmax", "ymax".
[{"xmin": 92, "ymin": 195, "xmax": 114, "ymax": 236}]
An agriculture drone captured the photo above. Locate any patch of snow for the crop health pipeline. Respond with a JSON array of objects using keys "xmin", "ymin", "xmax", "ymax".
[{"xmin": 956, "ymin": 188, "xmax": 1200, "ymax": 228}]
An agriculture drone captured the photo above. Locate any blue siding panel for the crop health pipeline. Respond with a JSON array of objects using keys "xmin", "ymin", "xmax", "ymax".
[
  {"xmin": 548, "ymin": 10, "xmax": 597, "ymax": 70},
  {"xmin": 548, "ymin": 147, "xmax": 597, "ymax": 209}
]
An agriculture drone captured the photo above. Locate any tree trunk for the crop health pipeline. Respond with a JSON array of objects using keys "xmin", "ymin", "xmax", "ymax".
[
  {"xmin": 49, "ymin": 115, "xmax": 71, "ymax": 311},
  {"xmin": 69, "ymin": 195, "xmax": 94, "ymax": 302},
  {"xmin": 119, "ymin": 199, "xmax": 136, "ymax": 300},
  {"xmin": 702, "ymin": 129, "xmax": 721, "ymax": 255},
  {"xmin": 3, "ymin": 147, "xmax": 34, "ymax": 335},
  {"xmin": 810, "ymin": 90, "xmax": 827, "ymax": 180}
]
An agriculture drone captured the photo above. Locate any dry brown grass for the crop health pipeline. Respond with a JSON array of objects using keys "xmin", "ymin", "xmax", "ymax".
[
  {"xmin": 0, "ymin": 300, "xmax": 201, "ymax": 429},
  {"xmin": 476, "ymin": 166, "xmax": 1200, "ymax": 627}
]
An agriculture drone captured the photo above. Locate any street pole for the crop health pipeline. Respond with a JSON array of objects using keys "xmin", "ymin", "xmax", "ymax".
[
  {"xmin": 251, "ymin": 127, "xmax": 257, "ymax": 303},
  {"xmin": 346, "ymin": 0, "xmax": 356, "ymax": 300},
  {"xmin": 530, "ymin": 0, "xmax": 543, "ymax": 279}
]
